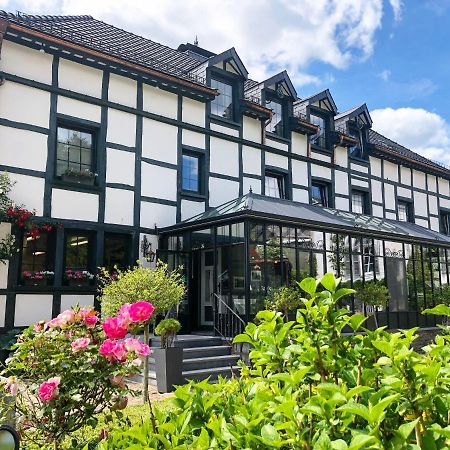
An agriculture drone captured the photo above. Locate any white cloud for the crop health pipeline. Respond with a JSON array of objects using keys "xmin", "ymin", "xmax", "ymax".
[
  {"xmin": 388, "ymin": 0, "xmax": 403, "ymax": 21},
  {"xmin": 371, "ymin": 107, "xmax": 450, "ymax": 166},
  {"xmin": 379, "ymin": 69, "xmax": 391, "ymax": 81},
  {"xmin": 2, "ymin": 0, "xmax": 399, "ymax": 87}
]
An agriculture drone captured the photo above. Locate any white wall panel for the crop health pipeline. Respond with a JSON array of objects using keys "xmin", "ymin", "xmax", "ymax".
[
  {"xmin": 182, "ymin": 98, "xmax": 205, "ymax": 127},
  {"xmin": 292, "ymin": 160, "xmax": 308, "ymax": 186},
  {"xmin": 414, "ymin": 191, "xmax": 428, "ymax": 217},
  {"xmin": 334, "ymin": 171, "xmax": 348, "ymax": 195},
  {"xmin": 397, "ymin": 187, "xmax": 412, "ymax": 198},
  {"xmin": 311, "ymin": 152, "xmax": 331, "ymax": 164},
  {"xmin": 400, "ymin": 167, "xmax": 411, "ymax": 185},
  {"xmin": 243, "ymin": 177, "xmax": 260, "ymax": 195},
  {"xmin": 427, "ymin": 175, "xmax": 437, "ymax": 193},
  {"xmin": 335, "ymin": 196, "xmax": 349, "ymax": 211},
  {"xmin": 351, "ymin": 178, "xmax": 369, "ymax": 188},
  {"xmin": 335, "ymin": 147, "xmax": 348, "ymax": 167},
  {"xmin": 385, "ymin": 211, "xmax": 397, "ymax": 220},
  {"xmin": 292, "ymin": 188, "xmax": 309, "ymax": 203},
  {"xmin": 140, "ymin": 201, "xmax": 176, "ymax": 228},
  {"xmin": 242, "ymin": 116, "xmax": 261, "ymax": 142},
  {"xmin": 383, "ymin": 161, "xmax": 398, "ymax": 182},
  {"xmin": 9, "ymin": 173, "xmax": 45, "ymax": 215},
  {"xmin": 370, "ymin": 157, "xmax": 382, "ymax": 177},
  {"xmin": 108, "ymin": 73, "xmax": 137, "ymax": 108},
  {"xmin": 292, "ymin": 133, "xmax": 307, "ymax": 156},
  {"xmin": 104, "ymin": 188, "xmax": 134, "ymax": 225},
  {"xmin": 415, "ymin": 218, "xmax": 429, "ymax": 229},
  {"xmin": 181, "ymin": 200, "xmax": 205, "ymax": 221},
  {"xmin": 143, "ymin": 85, "xmax": 178, "ymax": 119},
  {"xmin": 60, "ymin": 295, "xmax": 95, "ymax": 312},
  {"xmin": 265, "ymin": 152, "xmax": 288, "ymax": 170},
  {"xmin": 0, "ymin": 295, "xmax": 5, "ymax": 327},
  {"xmin": 311, "ymin": 164, "xmax": 331, "ymax": 179},
  {"xmin": 242, "ymin": 146, "xmax": 261, "ymax": 176},
  {"xmin": 384, "ymin": 184, "xmax": 395, "ymax": 210},
  {"xmin": 0, "ymin": 81, "xmax": 50, "ymax": 128},
  {"xmin": 439, "ymin": 178, "xmax": 450, "ymax": 197},
  {"xmin": 413, "ymin": 170, "xmax": 426, "ymax": 190},
  {"xmin": 59, "ymin": 58, "xmax": 103, "ymax": 98},
  {"xmin": 0, "ymin": 125, "xmax": 47, "ymax": 171},
  {"xmin": 142, "ymin": 118, "xmax": 178, "ymax": 164},
  {"xmin": 428, "ymin": 195, "xmax": 438, "ymax": 215},
  {"xmin": 265, "ymin": 137, "xmax": 288, "ymax": 152},
  {"xmin": 441, "ymin": 199, "xmax": 450, "ymax": 209},
  {"xmin": 1, "ymin": 41, "xmax": 52, "ymax": 84},
  {"xmin": 107, "ymin": 109, "xmax": 136, "ymax": 147},
  {"xmin": 210, "ymin": 122, "xmax": 239, "ymax": 137},
  {"xmin": 51, "ymin": 189, "xmax": 98, "ymax": 222},
  {"xmin": 371, "ymin": 180, "xmax": 383, "ymax": 203},
  {"xmin": 351, "ymin": 163, "xmax": 369, "ymax": 174},
  {"xmin": 57, "ymin": 96, "xmax": 101, "ymax": 123},
  {"xmin": 210, "ymin": 137, "xmax": 239, "ymax": 177},
  {"xmin": 372, "ymin": 204, "xmax": 384, "ymax": 218},
  {"xmin": 209, "ymin": 177, "xmax": 239, "ymax": 207},
  {"xmin": 182, "ymin": 130, "xmax": 205, "ymax": 149},
  {"xmin": 15, "ymin": 294, "xmax": 53, "ymax": 326},
  {"xmin": 0, "ymin": 223, "xmax": 10, "ymax": 290},
  {"xmin": 430, "ymin": 217, "xmax": 440, "ymax": 232},
  {"xmin": 106, "ymin": 149, "xmax": 135, "ymax": 186},
  {"xmin": 141, "ymin": 163, "xmax": 177, "ymax": 201}
]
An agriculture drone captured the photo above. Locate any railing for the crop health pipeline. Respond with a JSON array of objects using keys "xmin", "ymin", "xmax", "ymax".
[{"xmin": 212, "ymin": 293, "xmax": 246, "ymax": 346}]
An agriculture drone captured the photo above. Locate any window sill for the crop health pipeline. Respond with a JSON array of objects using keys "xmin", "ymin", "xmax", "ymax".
[
  {"xmin": 52, "ymin": 179, "xmax": 103, "ymax": 193},
  {"xmin": 349, "ymin": 155, "xmax": 370, "ymax": 165},
  {"xmin": 180, "ymin": 191, "xmax": 207, "ymax": 201},
  {"xmin": 210, "ymin": 115, "xmax": 241, "ymax": 129}
]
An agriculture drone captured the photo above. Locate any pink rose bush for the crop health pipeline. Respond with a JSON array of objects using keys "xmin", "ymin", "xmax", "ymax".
[{"xmin": 0, "ymin": 302, "xmax": 154, "ymax": 447}]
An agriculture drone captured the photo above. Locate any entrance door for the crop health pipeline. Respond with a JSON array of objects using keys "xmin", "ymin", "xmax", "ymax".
[{"xmin": 200, "ymin": 250, "xmax": 214, "ymax": 326}]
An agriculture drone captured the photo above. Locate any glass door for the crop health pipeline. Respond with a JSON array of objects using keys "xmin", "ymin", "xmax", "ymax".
[{"xmin": 200, "ymin": 250, "xmax": 214, "ymax": 326}]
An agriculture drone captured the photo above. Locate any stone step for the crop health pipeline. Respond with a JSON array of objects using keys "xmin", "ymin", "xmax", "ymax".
[
  {"xmin": 183, "ymin": 365, "xmax": 241, "ymax": 383},
  {"xmin": 183, "ymin": 345, "xmax": 231, "ymax": 359},
  {"xmin": 182, "ymin": 354, "xmax": 240, "ymax": 371},
  {"xmin": 150, "ymin": 335, "xmax": 224, "ymax": 349}
]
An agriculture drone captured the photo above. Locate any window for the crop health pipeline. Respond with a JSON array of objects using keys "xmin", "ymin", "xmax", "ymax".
[
  {"xmin": 309, "ymin": 113, "xmax": 327, "ymax": 148},
  {"xmin": 56, "ymin": 126, "xmax": 94, "ymax": 180},
  {"xmin": 311, "ymin": 182, "xmax": 329, "ymax": 206},
  {"xmin": 20, "ymin": 232, "xmax": 55, "ymax": 285},
  {"xmin": 348, "ymin": 126, "xmax": 363, "ymax": 158},
  {"xmin": 104, "ymin": 233, "xmax": 131, "ymax": 272},
  {"xmin": 265, "ymin": 98, "xmax": 283, "ymax": 136},
  {"xmin": 64, "ymin": 232, "xmax": 94, "ymax": 285},
  {"xmin": 182, "ymin": 152, "xmax": 203, "ymax": 193},
  {"xmin": 441, "ymin": 211, "xmax": 450, "ymax": 235},
  {"xmin": 265, "ymin": 172, "xmax": 286, "ymax": 199},
  {"xmin": 210, "ymin": 78, "xmax": 233, "ymax": 120},
  {"xmin": 398, "ymin": 201, "xmax": 413, "ymax": 222},
  {"xmin": 352, "ymin": 190, "xmax": 368, "ymax": 214}
]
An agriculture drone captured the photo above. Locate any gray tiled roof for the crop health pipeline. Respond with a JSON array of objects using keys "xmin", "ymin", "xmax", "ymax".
[
  {"xmin": 368, "ymin": 129, "xmax": 449, "ymax": 173},
  {"xmin": 0, "ymin": 11, "xmax": 205, "ymax": 84}
]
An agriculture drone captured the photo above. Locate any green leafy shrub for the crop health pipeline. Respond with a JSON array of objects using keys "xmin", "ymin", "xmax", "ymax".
[
  {"xmin": 96, "ymin": 273, "xmax": 450, "ymax": 449},
  {"xmin": 265, "ymin": 284, "xmax": 303, "ymax": 319},
  {"xmin": 154, "ymin": 319, "xmax": 181, "ymax": 349}
]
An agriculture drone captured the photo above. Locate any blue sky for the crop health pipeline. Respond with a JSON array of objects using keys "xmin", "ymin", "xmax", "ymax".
[{"xmin": 2, "ymin": 0, "xmax": 450, "ymax": 164}]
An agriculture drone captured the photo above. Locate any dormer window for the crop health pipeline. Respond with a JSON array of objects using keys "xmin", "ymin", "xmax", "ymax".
[
  {"xmin": 309, "ymin": 113, "xmax": 327, "ymax": 148},
  {"xmin": 210, "ymin": 78, "xmax": 234, "ymax": 120},
  {"xmin": 265, "ymin": 98, "xmax": 284, "ymax": 136}
]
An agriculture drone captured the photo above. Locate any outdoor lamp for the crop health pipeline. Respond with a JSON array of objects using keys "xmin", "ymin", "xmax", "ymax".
[{"xmin": 0, "ymin": 424, "xmax": 19, "ymax": 450}]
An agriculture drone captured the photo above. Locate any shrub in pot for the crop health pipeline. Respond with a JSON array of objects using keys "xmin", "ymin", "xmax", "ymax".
[{"xmin": 153, "ymin": 318, "xmax": 182, "ymax": 393}]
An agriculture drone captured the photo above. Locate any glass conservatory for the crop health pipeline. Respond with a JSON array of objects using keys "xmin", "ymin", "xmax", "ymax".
[{"xmin": 158, "ymin": 193, "xmax": 450, "ymax": 335}]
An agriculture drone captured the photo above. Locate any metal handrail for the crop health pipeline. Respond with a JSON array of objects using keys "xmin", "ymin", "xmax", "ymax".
[
  {"xmin": 212, "ymin": 293, "xmax": 246, "ymax": 326},
  {"xmin": 212, "ymin": 293, "xmax": 246, "ymax": 345}
]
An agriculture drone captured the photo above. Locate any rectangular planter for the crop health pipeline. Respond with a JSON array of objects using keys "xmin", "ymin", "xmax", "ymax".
[
  {"xmin": 61, "ymin": 174, "xmax": 95, "ymax": 185},
  {"xmin": 154, "ymin": 347, "xmax": 183, "ymax": 394}
]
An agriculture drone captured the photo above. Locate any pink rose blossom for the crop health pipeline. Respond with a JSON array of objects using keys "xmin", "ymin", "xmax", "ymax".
[
  {"xmin": 80, "ymin": 308, "xmax": 98, "ymax": 327},
  {"xmin": 38, "ymin": 377, "xmax": 60, "ymax": 402},
  {"xmin": 71, "ymin": 337, "xmax": 91, "ymax": 352},
  {"xmin": 5, "ymin": 377, "xmax": 18, "ymax": 396},
  {"xmin": 117, "ymin": 303, "xmax": 132, "ymax": 327},
  {"xmin": 99, "ymin": 339, "xmax": 128, "ymax": 363},
  {"xmin": 102, "ymin": 317, "xmax": 128, "ymax": 339},
  {"xmin": 124, "ymin": 338, "xmax": 151, "ymax": 357},
  {"xmin": 46, "ymin": 317, "xmax": 63, "ymax": 329},
  {"xmin": 58, "ymin": 310, "xmax": 76, "ymax": 325},
  {"xmin": 131, "ymin": 358, "xmax": 143, "ymax": 367},
  {"xmin": 128, "ymin": 301, "xmax": 155, "ymax": 323}
]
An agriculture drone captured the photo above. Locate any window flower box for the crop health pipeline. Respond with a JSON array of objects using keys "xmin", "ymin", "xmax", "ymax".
[
  {"xmin": 64, "ymin": 269, "xmax": 95, "ymax": 287},
  {"xmin": 21, "ymin": 271, "xmax": 54, "ymax": 286},
  {"xmin": 61, "ymin": 169, "xmax": 96, "ymax": 186}
]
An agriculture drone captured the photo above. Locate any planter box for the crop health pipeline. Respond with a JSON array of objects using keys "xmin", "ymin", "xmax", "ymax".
[
  {"xmin": 62, "ymin": 174, "xmax": 95, "ymax": 185},
  {"xmin": 154, "ymin": 347, "xmax": 183, "ymax": 393}
]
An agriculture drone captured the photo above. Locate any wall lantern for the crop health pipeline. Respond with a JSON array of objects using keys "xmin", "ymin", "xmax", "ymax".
[
  {"xmin": 0, "ymin": 424, "xmax": 20, "ymax": 450},
  {"xmin": 141, "ymin": 235, "xmax": 156, "ymax": 262}
]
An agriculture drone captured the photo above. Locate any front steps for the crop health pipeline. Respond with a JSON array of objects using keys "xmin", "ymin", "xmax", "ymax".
[{"xmin": 147, "ymin": 334, "xmax": 241, "ymax": 386}]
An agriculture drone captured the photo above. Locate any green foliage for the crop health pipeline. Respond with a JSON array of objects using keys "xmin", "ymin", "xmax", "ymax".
[
  {"xmin": 96, "ymin": 273, "xmax": 450, "ymax": 449},
  {"xmin": 99, "ymin": 261, "xmax": 185, "ymax": 320},
  {"xmin": 154, "ymin": 319, "xmax": 181, "ymax": 348},
  {"xmin": 353, "ymin": 279, "xmax": 389, "ymax": 307},
  {"xmin": 265, "ymin": 284, "xmax": 303, "ymax": 318},
  {"xmin": 0, "ymin": 172, "xmax": 17, "ymax": 263}
]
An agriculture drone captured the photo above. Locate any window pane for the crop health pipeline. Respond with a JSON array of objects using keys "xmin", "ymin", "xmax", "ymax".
[
  {"xmin": 265, "ymin": 99, "xmax": 283, "ymax": 135},
  {"xmin": 210, "ymin": 79, "xmax": 233, "ymax": 119},
  {"xmin": 309, "ymin": 114, "xmax": 326, "ymax": 147},
  {"xmin": 352, "ymin": 192, "xmax": 364, "ymax": 214},
  {"xmin": 265, "ymin": 174, "xmax": 285, "ymax": 198},
  {"xmin": 311, "ymin": 183, "xmax": 328, "ymax": 206},
  {"xmin": 65, "ymin": 234, "xmax": 90, "ymax": 271},
  {"xmin": 182, "ymin": 154, "xmax": 200, "ymax": 192},
  {"xmin": 104, "ymin": 234, "xmax": 130, "ymax": 272},
  {"xmin": 21, "ymin": 233, "xmax": 51, "ymax": 276}
]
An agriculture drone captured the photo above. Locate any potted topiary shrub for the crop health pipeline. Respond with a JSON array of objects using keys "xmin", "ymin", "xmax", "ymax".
[{"xmin": 153, "ymin": 318, "xmax": 183, "ymax": 393}]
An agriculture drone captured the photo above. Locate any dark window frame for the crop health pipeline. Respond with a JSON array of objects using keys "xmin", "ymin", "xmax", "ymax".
[
  {"xmin": 103, "ymin": 232, "xmax": 132, "ymax": 272},
  {"xmin": 440, "ymin": 210, "xmax": 450, "ymax": 235},
  {"xmin": 308, "ymin": 106, "xmax": 333, "ymax": 151},
  {"xmin": 181, "ymin": 148, "xmax": 206, "ymax": 197},
  {"xmin": 347, "ymin": 122, "xmax": 367, "ymax": 160},
  {"xmin": 55, "ymin": 119, "xmax": 99, "ymax": 185},
  {"xmin": 398, "ymin": 200, "xmax": 414, "ymax": 223},
  {"xmin": 263, "ymin": 88, "xmax": 291, "ymax": 139},
  {"xmin": 63, "ymin": 230, "xmax": 96, "ymax": 286},
  {"xmin": 351, "ymin": 189, "xmax": 370, "ymax": 215},
  {"xmin": 264, "ymin": 169, "xmax": 288, "ymax": 199},
  {"xmin": 311, "ymin": 180, "xmax": 331, "ymax": 207}
]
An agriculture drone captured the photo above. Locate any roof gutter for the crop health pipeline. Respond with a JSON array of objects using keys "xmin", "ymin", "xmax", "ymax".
[{"xmin": 5, "ymin": 21, "xmax": 218, "ymax": 98}]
